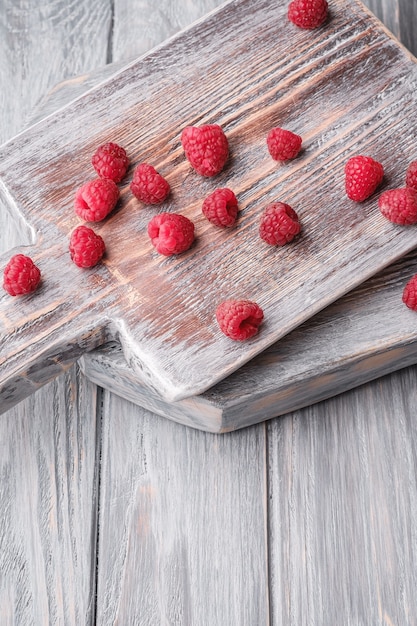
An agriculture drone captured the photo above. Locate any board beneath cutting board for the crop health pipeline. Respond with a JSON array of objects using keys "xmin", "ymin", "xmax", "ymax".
[{"xmin": 2, "ymin": 0, "xmax": 417, "ymax": 411}]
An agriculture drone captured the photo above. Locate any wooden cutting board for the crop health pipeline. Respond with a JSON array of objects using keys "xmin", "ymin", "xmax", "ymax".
[{"xmin": 2, "ymin": 0, "xmax": 417, "ymax": 410}]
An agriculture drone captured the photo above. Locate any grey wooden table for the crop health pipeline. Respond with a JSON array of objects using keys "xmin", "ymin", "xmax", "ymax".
[{"xmin": 1, "ymin": 1, "xmax": 417, "ymax": 624}]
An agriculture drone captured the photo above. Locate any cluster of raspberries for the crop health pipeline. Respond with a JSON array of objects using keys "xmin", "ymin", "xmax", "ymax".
[{"xmin": 4, "ymin": 0, "xmax": 417, "ymax": 343}]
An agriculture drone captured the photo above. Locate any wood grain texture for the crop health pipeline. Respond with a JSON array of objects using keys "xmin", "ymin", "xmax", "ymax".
[
  {"xmin": 267, "ymin": 367, "xmax": 417, "ymax": 624},
  {"xmin": 96, "ymin": 390, "xmax": 269, "ymax": 625},
  {"xmin": 3, "ymin": 0, "xmax": 417, "ymax": 410},
  {"xmin": 0, "ymin": 367, "xmax": 99, "ymax": 625}
]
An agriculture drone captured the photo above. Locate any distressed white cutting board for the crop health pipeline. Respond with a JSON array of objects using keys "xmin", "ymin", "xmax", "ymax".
[{"xmin": 2, "ymin": 0, "xmax": 417, "ymax": 408}]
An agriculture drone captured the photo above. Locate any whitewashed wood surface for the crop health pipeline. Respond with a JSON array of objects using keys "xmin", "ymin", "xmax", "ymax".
[
  {"xmin": 4, "ymin": 0, "xmax": 417, "ymax": 410},
  {"xmin": 2, "ymin": 1, "xmax": 417, "ymax": 625}
]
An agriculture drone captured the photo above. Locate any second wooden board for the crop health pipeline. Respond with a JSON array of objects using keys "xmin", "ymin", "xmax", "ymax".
[{"xmin": 2, "ymin": 0, "xmax": 417, "ymax": 405}]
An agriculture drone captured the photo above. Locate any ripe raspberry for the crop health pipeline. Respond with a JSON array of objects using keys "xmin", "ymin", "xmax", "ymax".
[
  {"xmin": 202, "ymin": 188, "xmax": 238, "ymax": 227},
  {"xmin": 74, "ymin": 178, "xmax": 119, "ymax": 222},
  {"xmin": 344, "ymin": 155, "xmax": 384, "ymax": 202},
  {"xmin": 130, "ymin": 163, "xmax": 170, "ymax": 204},
  {"xmin": 378, "ymin": 187, "xmax": 417, "ymax": 225},
  {"xmin": 148, "ymin": 213, "xmax": 195, "ymax": 255},
  {"xmin": 402, "ymin": 274, "xmax": 417, "ymax": 311},
  {"xmin": 267, "ymin": 128, "xmax": 302, "ymax": 161},
  {"xmin": 69, "ymin": 225, "xmax": 105, "ymax": 268},
  {"xmin": 181, "ymin": 124, "xmax": 229, "ymax": 177},
  {"xmin": 216, "ymin": 299, "xmax": 264, "ymax": 341},
  {"xmin": 288, "ymin": 0, "xmax": 328, "ymax": 29},
  {"xmin": 259, "ymin": 202, "xmax": 301, "ymax": 246},
  {"xmin": 406, "ymin": 160, "xmax": 417, "ymax": 191},
  {"xmin": 91, "ymin": 142, "xmax": 129, "ymax": 183},
  {"xmin": 3, "ymin": 254, "xmax": 41, "ymax": 296}
]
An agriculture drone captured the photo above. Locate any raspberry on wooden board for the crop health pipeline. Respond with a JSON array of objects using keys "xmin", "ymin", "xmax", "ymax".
[
  {"xmin": 69, "ymin": 225, "xmax": 106, "ymax": 268},
  {"xmin": 402, "ymin": 274, "xmax": 417, "ymax": 311},
  {"xmin": 288, "ymin": 0, "xmax": 328, "ymax": 29},
  {"xmin": 259, "ymin": 202, "xmax": 301, "ymax": 246},
  {"xmin": 344, "ymin": 155, "xmax": 384, "ymax": 202},
  {"xmin": 181, "ymin": 124, "xmax": 229, "ymax": 177},
  {"xmin": 202, "ymin": 188, "xmax": 239, "ymax": 227},
  {"xmin": 215, "ymin": 299, "xmax": 264, "ymax": 341},
  {"xmin": 406, "ymin": 160, "xmax": 417, "ymax": 191},
  {"xmin": 378, "ymin": 188, "xmax": 417, "ymax": 225},
  {"xmin": 91, "ymin": 142, "xmax": 129, "ymax": 183},
  {"xmin": 130, "ymin": 163, "xmax": 170, "ymax": 204},
  {"xmin": 74, "ymin": 178, "xmax": 120, "ymax": 222},
  {"xmin": 267, "ymin": 127, "xmax": 302, "ymax": 161},
  {"xmin": 3, "ymin": 254, "xmax": 41, "ymax": 296},
  {"xmin": 147, "ymin": 213, "xmax": 195, "ymax": 256}
]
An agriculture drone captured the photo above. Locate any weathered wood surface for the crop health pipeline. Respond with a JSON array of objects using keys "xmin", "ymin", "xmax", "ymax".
[
  {"xmin": 3, "ymin": 1, "xmax": 417, "ymax": 625},
  {"xmin": 3, "ymin": 0, "xmax": 417, "ymax": 412}
]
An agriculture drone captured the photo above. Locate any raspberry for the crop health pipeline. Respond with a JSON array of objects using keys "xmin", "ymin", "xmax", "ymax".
[
  {"xmin": 202, "ymin": 188, "xmax": 238, "ymax": 227},
  {"xmin": 91, "ymin": 142, "xmax": 129, "ymax": 183},
  {"xmin": 69, "ymin": 225, "xmax": 105, "ymax": 268},
  {"xmin": 344, "ymin": 155, "xmax": 384, "ymax": 202},
  {"xmin": 3, "ymin": 254, "xmax": 41, "ymax": 296},
  {"xmin": 74, "ymin": 178, "xmax": 119, "ymax": 222},
  {"xmin": 259, "ymin": 202, "xmax": 301, "ymax": 245},
  {"xmin": 378, "ymin": 187, "xmax": 417, "ymax": 225},
  {"xmin": 402, "ymin": 274, "xmax": 417, "ymax": 311},
  {"xmin": 130, "ymin": 163, "xmax": 170, "ymax": 204},
  {"xmin": 181, "ymin": 124, "xmax": 229, "ymax": 177},
  {"xmin": 147, "ymin": 213, "xmax": 195, "ymax": 255},
  {"xmin": 406, "ymin": 160, "xmax": 417, "ymax": 191},
  {"xmin": 288, "ymin": 0, "xmax": 328, "ymax": 29},
  {"xmin": 267, "ymin": 128, "xmax": 302, "ymax": 161},
  {"xmin": 216, "ymin": 299, "xmax": 264, "ymax": 341}
]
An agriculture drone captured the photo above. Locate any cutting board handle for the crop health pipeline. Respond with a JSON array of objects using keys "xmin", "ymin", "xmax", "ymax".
[{"xmin": 0, "ymin": 246, "xmax": 109, "ymax": 414}]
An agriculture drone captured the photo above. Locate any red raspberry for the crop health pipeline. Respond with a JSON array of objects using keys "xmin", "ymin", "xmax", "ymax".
[
  {"xmin": 402, "ymin": 274, "xmax": 417, "ymax": 311},
  {"xmin": 3, "ymin": 254, "xmax": 41, "ymax": 296},
  {"xmin": 74, "ymin": 178, "xmax": 119, "ymax": 222},
  {"xmin": 267, "ymin": 128, "xmax": 302, "ymax": 161},
  {"xmin": 216, "ymin": 299, "xmax": 264, "ymax": 341},
  {"xmin": 202, "ymin": 188, "xmax": 238, "ymax": 227},
  {"xmin": 69, "ymin": 225, "xmax": 105, "ymax": 268},
  {"xmin": 259, "ymin": 202, "xmax": 301, "ymax": 246},
  {"xmin": 91, "ymin": 142, "xmax": 129, "ymax": 183},
  {"xmin": 288, "ymin": 0, "xmax": 328, "ymax": 29},
  {"xmin": 378, "ymin": 187, "xmax": 417, "ymax": 225},
  {"xmin": 406, "ymin": 160, "xmax": 417, "ymax": 191},
  {"xmin": 344, "ymin": 155, "xmax": 384, "ymax": 202},
  {"xmin": 147, "ymin": 213, "xmax": 195, "ymax": 255},
  {"xmin": 181, "ymin": 124, "xmax": 229, "ymax": 177},
  {"xmin": 130, "ymin": 163, "xmax": 170, "ymax": 204}
]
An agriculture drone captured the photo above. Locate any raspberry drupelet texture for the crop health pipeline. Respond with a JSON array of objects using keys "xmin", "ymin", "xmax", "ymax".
[
  {"xmin": 69, "ymin": 225, "xmax": 106, "ymax": 268},
  {"xmin": 378, "ymin": 187, "xmax": 417, "ymax": 225},
  {"xmin": 148, "ymin": 213, "xmax": 195, "ymax": 255},
  {"xmin": 130, "ymin": 163, "xmax": 170, "ymax": 204},
  {"xmin": 181, "ymin": 124, "xmax": 229, "ymax": 177},
  {"xmin": 267, "ymin": 128, "xmax": 302, "ymax": 161},
  {"xmin": 91, "ymin": 142, "xmax": 129, "ymax": 183},
  {"xmin": 74, "ymin": 178, "xmax": 119, "ymax": 222},
  {"xmin": 259, "ymin": 202, "xmax": 301, "ymax": 246},
  {"xmin": 402, "ymin": 274, "xmax": 417, "ymax": 311},
  {"xmin": 406, "ymin": 160, "xmax": 417, "ymax": 191},
  {"xmin": 3, "ymin": 254, "xmax": 41, "ymax": 296},
  {"xmin": 288, "ymin": 0, "xmax": 328, "ymax": 29},
  {"xmin": 344, "ymin": 155, "xmax": 384, "ymax": 202},
  {"xmin": 216, "ymin": 299, "xmax": 264, "ymax": 341},
  {"xmin": 202, "ymin": 188, "xmax": 238, "ymax": 227}
]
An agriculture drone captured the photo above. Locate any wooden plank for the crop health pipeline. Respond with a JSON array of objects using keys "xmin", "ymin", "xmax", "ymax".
[
  {"xmin": 95, "ymin": 390, "xmax": 269, "ymax": 624},
  {"xmin": 3, "ymin": 0, "xmax": 417, "ymax": 409},
  {"xmin": 0, "ymin": 367, "xmax": 99, "ymax": 625},
  {"xmin": 82, "ymin": 249, "xmax": 417, "ymax": 432},
  {"xmin": 267, "ymin": 366, "xmax": 417, "ymax": 624}
]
